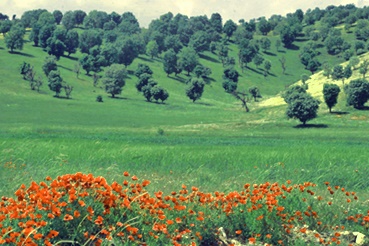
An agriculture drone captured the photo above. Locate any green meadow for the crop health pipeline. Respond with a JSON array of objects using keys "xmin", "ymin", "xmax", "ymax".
[{"xmin": 0, "ymin": 27, "xmax": 368, "ymax": 202}]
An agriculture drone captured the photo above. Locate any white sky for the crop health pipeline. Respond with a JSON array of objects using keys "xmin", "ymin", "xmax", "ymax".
[{"xmin": 0, "ymin": 0, "xmax": 367, "ymax": 27}]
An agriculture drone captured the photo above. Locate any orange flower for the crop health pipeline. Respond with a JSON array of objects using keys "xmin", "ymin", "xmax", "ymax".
[
  {"xmin": 78, "ymin": 200, "xmax": 86, "ymax": 207},
  {"xmin": 266, "ymin": 234, "xmax": 272, "ymax": 238},
  {"xmin": 300, "ymin": 228, "xmax": 307, "ymax": 233},
  {"xmin": 74, "ymin": 210, "xmax": 81, "ymax": 218},
  {"xmin": 95, "ymin": 216, "xmax": 104, "ymax": 225},
  {"xmin": 175, "ymin": 217, "xmax": 182, "ymax": 223},
  {"xmin": 166, "ymin": 220, "xmax": 174, "ymax": 225},
  {"xmin": 64, "ymin": 214, "xmax": 73, "ymax": 221},
  {"xmin": 46, "ymin": 230, "xmax": 59, "ymax": 239},
  {"xmin": 235, "ymin": 230, "xmax": 242, "ymax": 235},
  {"xmin": 142, "ymin": 180, "xmax": 150, "ymax": 187},
  {"xmin": 249, "ymin": 237, "xmax": 256, "ymax": 244},
  {"xmin": 33, "ymin": 233, "xmax": 43, "ymax": 240},
  {"xmin": 123, "ymin": 171, "xmax": 129, "ymax": 177},
  {"xmin": 131, "ymin": 175, "xmax": 138, "ymax": 181}
]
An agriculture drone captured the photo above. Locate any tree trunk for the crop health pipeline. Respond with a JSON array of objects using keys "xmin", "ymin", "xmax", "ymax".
[{"xmin": 329, "ymin": 107, "xmax": 332, "ymax": 113}]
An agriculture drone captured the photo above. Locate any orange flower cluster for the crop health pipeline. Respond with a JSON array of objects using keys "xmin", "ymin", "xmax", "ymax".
[{"xmin": 0, "ymin": 172, "xmax": 367, "ymax": 245}]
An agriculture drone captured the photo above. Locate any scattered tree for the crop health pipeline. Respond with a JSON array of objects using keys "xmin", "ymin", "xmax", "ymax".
[
  {"xmin": 42, "ymin": 55, "xmax": 58, "ymax": 76},
  {"xmin": 283, "ymin": 85, "xmax": 307, "ymax": 104},
  {"xmin": 151, "ymin": 86, "xmax": 169, "ymax": 103},
  {"xmin": 102, "ymin": 64, "xmax": 127, "ymax": 98},
  {"xmin": 359, "ymin": 60, "xmax": 369, "ymax": 78},
  {"xmin": 286, "ymin": 92, "xmax": 320, "ymax": 125},
  {"xmin": 259, "ymin": 37, "xmax": 271, "ymax": 52},
  {"xmin": 253, "ymin": 54, "xmax": 264, "ymax": 68},
  {"xmin": 146, "ymin": 40, "xmax": 159, "ymax": 58},
  {"xmin": 249, "ymin": 86, "xmax": 262, "ymax": 101},
  {"xmin": 223, "ymin": 19, "xmax": 237, "ymax": 40},
  {"xmin": 178, "ymin": 47, "xmax": 199, "ymax": 75},
  {"xmin": 20, "ymin": 62, "xmax": 31, "ymax": 79},
  {"xmin": 163, "ymin": 49, "xmax": 178, "ymax": 76},
  {"xmin": 135, "ymin": 64, "xmax": 153, "ymax": 78},
  {"xmin": 5, "ymin": 24, "xmax": 25, "ymax": 52},
  {"xmin": 48, "ymin": 70, "xmax": 64, "ymax": 97},
  {"xmin": 64, "ymin": 84, "xmax": 73, "ymax": 99},
  {"xmin": 323, "ymin": 83, "xmax": 340, "ymax": 113},
  {"xmin": 279, "ymin": 56, "xmax": 286, "ymax": 74},
  {"xmin": 349, "ymin": 56, "xmax": 360, "ymax": 70},
  {"xmin": 232, "ymin": 91, "xmax": 250, "ymax": 112},
  {"xmin": 345, "ymin": 78, "xmax": 369, "ymax": 109},
  {"xmin": 186, "ymin": 77, "xmax": 205, "ymax": 102}
]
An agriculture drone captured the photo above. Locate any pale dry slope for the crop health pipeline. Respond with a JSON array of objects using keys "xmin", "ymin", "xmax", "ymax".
[{"xmin": 259, "ymin": 53, "xmax": 369, "ymax": 107}]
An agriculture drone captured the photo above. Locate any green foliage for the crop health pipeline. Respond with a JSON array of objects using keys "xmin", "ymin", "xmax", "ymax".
[
  {"xmin": 62, "ymin": 11, "xmax": 76, "ymax": 30},
  {"xmin": 249, "ymin": 86, "xmax": 262, "ymax": 101},
  {"xmin": 282, "ymin": 85, "xmax": 307, "ymax": 104},
  {"xmin": 222, "ymin": 79, "xmax": 237, "ymax": 93},
  {"xmin": 39, "ymin": 24, "xmax": 56, "ymax": 48},
  {"xmin": 359, "ymin": 60, "xmax": 369, "ymax": 78},
  {"xmin": 163, "ymin": 49, "xmax": 178, "ymax": 76},
  {"xmin": 136, "ymin": 73, "xmax": 154, "ymax": 92},
  {"xmin": 286, "ymin": 92, "xmax": 320, "ymax": 125},
  {"xmin": 20, "ymin": 62, "xmax": 31, "ymax": 79},
  {"xmin": 345, "ymin": 78, "xmax": 369, "ymax": 109},
  {"xmin": 178, "ymin": 47, "xmax": 199, "ymax": 75},
  {"xmin": 5, "ymin": 23, "xmax": 25, "ymax": 52},
  {"xmin": 259, "ymin": 37, "xmax": 271, "ymax": 52},
  {"xmin": 65, "ymin": 30, "xmax": 79, "ymax": 56},
  {"xmin": 0, "ymin": 19, "xmax": 12, "ymax": 35},
  {"xmin": 323, "ymin": 83, "xmax": 341, "ymax": 113},
  {"xmin": 96, "ymin": 95, "xmax": 103, "ymax": 102},
  {"xmin": 146, "ymin": 40, "xmax": 159, "ymax": 58},
  {"xmin": 116, "ymin": 37, "xmax": 141, "ymax": 67},
  {"xmin": 47, "ymin": 70, "xmax": 64, "ymax": 97},
  {"xmin": 223, "ymin": 19, "xmax": 237, "ymax": 39},
  {"xmin": 79, "ymin": 29, "xmax": 103, "ymax": 54},
  {"xmin": 193, "ymin": 65, "xmax": 211, "ymax": 78},
  {"xmin": 52, "ymin": 10, "xmax": 63, "ymax": 25},
  {"xmin": 349, "ymin": 56, "xmax": 360, "ymax": 70},
  {"xmin": 301, "ymin": 74, "xmax": 310, "ymax": 84},
  {"xmin": 189, "ymin": 31, "xmax": 210, "ymax": 53},
  {"xmin": 102, "ymin": 64, "xmax": 127, "ymax": 98},
  {"xmin": 135, "ymin": 64, "xmax": 153, "ymax": 78},
  {"xmin": 151, "ymin": 85, "xmax": 169, "ymax": 103},
  {"xmin": 186, "ymin": 77, "xmax": 205, "ymax": 102},
  {"xmin": 42, "ymin": 55, "xmax": 58, "ymax": 76},
  {"xmin": 258, "ymin": 17, "xmax": 272, "ymax": 35}
]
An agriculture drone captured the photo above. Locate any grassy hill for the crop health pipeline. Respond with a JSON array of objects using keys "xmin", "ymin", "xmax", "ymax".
[{"xmin": 1, "ymin": 16, "xmax": 369, "ymax": 200}]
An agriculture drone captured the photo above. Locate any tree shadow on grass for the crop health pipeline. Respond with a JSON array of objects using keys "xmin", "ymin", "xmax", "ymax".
[
  {"xmin": 199, "ymin": 53, "xmax": 220, "ymax": 63},
  {"xmin": 246, "ymin": 66, "xmax": 263, "ymax": 75},
  {"xmin": 263, "ymin": 51, "xmax": 276, "ymax": 56},
  {"xmin": 138, "ymin": 56, "xmax": 154, "ymax": 63},
  {"xmin": 10, "ymin": 51, "xmax": 34, "ymax": 57},
  {"xmin": 195, "ymin": 101, "xmax": 214, "ymax": 106},
  {"xmin": 63, "ymin": 55, "xmax": 78, "ymax": 61},
  {"xmin": 294, "ymin": 124, "xmax": 328, "ymax": 129},
  {"xmin": 285, "ymin": 44, "xmax": 300, "ymax": 50},
  {"xmin": 109, "ymin": 96, "xmax": 128, "ymax": 100},
  {"xmin": 58, "ymin": 65, "xmax": 73, "ymax": 72},
  {"xmin": 204, "ymin": 77, "xmax": 215, "ymax": 84},
  {"xmin": 53, "ymin": 95, "xmax": 72, "ymax": 100},
  {"xmin": 170, "ymin": 75, "xmax": 186, "ymax": 83},
  {"xmin": 331, "ymin": 111, "xmax": 349, "ymax": 115}
]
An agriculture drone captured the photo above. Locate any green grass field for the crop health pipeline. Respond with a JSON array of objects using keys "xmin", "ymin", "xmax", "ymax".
[{"xmin": 0, "ymin": 27, "xmax": 368, "ymax": 200}]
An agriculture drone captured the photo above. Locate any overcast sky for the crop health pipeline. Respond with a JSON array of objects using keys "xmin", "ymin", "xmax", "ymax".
[{"xmin": 0, "ymin": 0, "xmax": 367, "ymax": 27}]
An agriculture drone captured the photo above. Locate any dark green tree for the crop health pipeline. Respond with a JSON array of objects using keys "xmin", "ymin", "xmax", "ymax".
[
  {"xmin": 257, "ymin": 17, "xmax": 271, "ymax": 35},
  {"xmin": 53, "ymin": 10, "xmax": 63, "ymax": 25},
  {"xmin": 306, "ymin": 58, "xmax": 320, "ymax": 74},
  {"xmin": 64, "ymin": 30, "xmax": 79, "ymax": 56},
  {"xmin": 349, "ymin": 56, "xmax": 360, "ymax": 70},
  {"xmin": 253, "ymin": 54, "xmax": 264, "ymax": 68},
  {"xmin": 186, "ymin": 77, "xmax": 205, "ymax": 102},
  {"xmin": 29, "ymin": 22, "xmax": 41, "ymax": 46},
  {"xmin": 74, "ymin": 10, "xmax": 86, "ymax": 25},
  {"xmin": 164, "ymin": 35, "xmax": 182, "ymax": 53},
  {"xmin": 62, "ymin": 11, "xmax": 76, "ymax": 30},
  {"xmin": 5, "ymin": 24, "xmax": 25, "ymax": 52},
  {"xmin": 222, "ymin": 79, "xmax": 238, "ymax": 93},
  {"xmin": 323, "ymin": 83, "xmax": 340, "ymax": 113},
  {"xmin": 343, "ymin": 65, "xmax": 352, "ymax": 84},
  {"xmin": 279, "ymin": 25, "xmax": 296, "ymax": 47},
  {"xmin": 38, "ymin": 24, "xmax": 56, "ymax": 48},
  {"xmin": 210, "ymin": 13, "xmax": 223, "ymax": 33},
  {"xmin": 331, "ymin": 65, "xmax": 344, "ymax": 82},
  {"xmin": 249, "ymin": 86, "xmax": 262, "ymax": 101},
  {"xmin": 136, "ymin": 73, "xmax": 155, "ymax": 92},
  {"xmin": 283, "ymin": 85, "xmax": 307, "ymax": 104},
  {"xmin": 79, "ymin": 29, "xmax": 103, "ymax": 54},
  {"xmin": 102, "ymin": 64, "xmax": 127, "ymax": 98},
  {"xmin": 163, "ymin": 49, "xmax": 178, "ymax": 76},
  {"xmin": 48, "ymin": 70, "xmax": 64, "ymax": 97},
  {"xmin": 193, "ymin": 65, "xmax": 212, "ymax": 78},
  {"xmin": 223, "ymin": 67, "xmax": 239, "ymax": 82},
  {"xmin": 79, "ymin": 46, "xmax": 105, "ymax": 75},
  {"xmin": 151, "ymin": 86, "xmax": 169, "ymax": 103},
  {"xmin": 178, "ymin": 47, "xmax": 199, "ymax": 75},
  {"xmin": 345, "ymin": 78, "xmax": 369, "ymax": 109},
  {"xmin": 46, "ymin": 38, "xmax": 66, "ymax": 59},
  {"xmin": 42, "ymin": 55, "xmax": 58, "ymax": 76},
  {"xmin": 0, "ymin": 19, "xmax": 12, "ymax": 36},
  {"xmin": 146, "ymin": 40, "xmax": 159, "ymax": 58},
  {"xmin": 20, "ymin": 62, "xmax": 31, "ymax": 79},
  {"xmin": 286, "ymin": 93, "xmax": 320, "ymax": 125},
  {"xmin": 223, "ymin": 19, "xmax": 237, "ymax": 40},
  {"xmin": 116, "ymin": 37, "xmax": 141, "ymax": 67},
  {"xmin": 259, "ymin": 37, "xmax": 271, "ymax": 52},
  {"xmin": 189, "ymin": 31, "xmax": 210, "ymax": 53},
  {"xmin": 135, "ymin": 64, "xmax": 153, "ymax": 78},
  {"xmin": 359, "ymin": 60, "xmax": 369, "ymax": 78}
]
